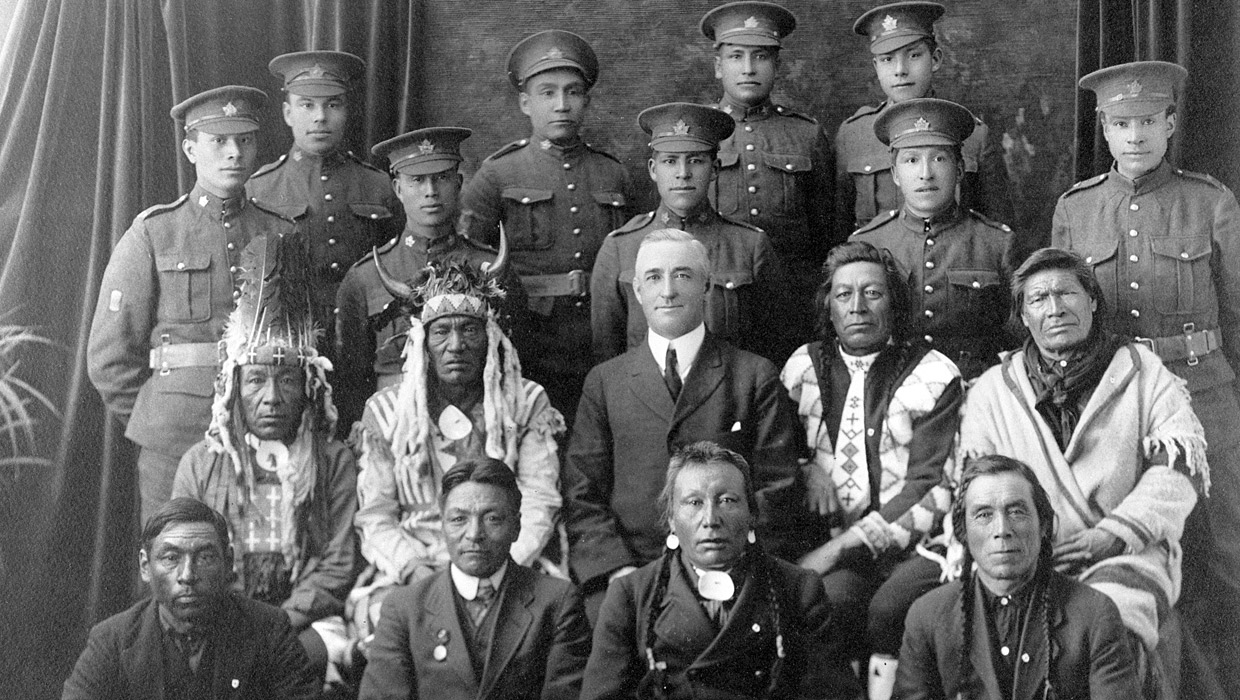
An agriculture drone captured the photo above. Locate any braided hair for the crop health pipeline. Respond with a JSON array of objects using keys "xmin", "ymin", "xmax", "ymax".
[
  {"xmin": 643, "ymin": 442, "xmax": 787, "ymax": 698},
  {"xmin": 950, "ymin": 454, "xmax": 1057, "ymax": 700}
]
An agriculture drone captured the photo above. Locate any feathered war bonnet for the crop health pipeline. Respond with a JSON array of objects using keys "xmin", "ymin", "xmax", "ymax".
[
  {"xmin": 206, "ymin": 230, "xmax": 336, "ymax": 507},
  {"xmin": 372, "ymin": 230, "xmax": 530, "ymax": 507}
]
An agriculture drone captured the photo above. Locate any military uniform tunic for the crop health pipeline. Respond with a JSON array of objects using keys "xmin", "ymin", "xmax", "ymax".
[
  {"xmin": 590, "ymin": 202, "xmax": 784, "ymax": 364},
  {"xmin": 1052, "ymin": 160, "xmax": 1240, "ymax": 606},
  {"xmin": 835, "ymin": 99, "xmax": 1013, "ymax": 238},
  {"xmin": 247, "ymin": 147, "xmax": 403, "ymax": 359},
  {"xmin": 88, "ymin": 184, "xmax": 293, "ymax": 459},
  {"xmin": 333, "ymin": 230, "xmax": 526, "ymax": 433},
  {"xmin": 713, "ymin": 98, "xmax": 836, "ymax": 262},
  {"xmin": 461, "ymin": 137, "xmax": 633, "ymax": 422},
  {"xmin": 852, "ymin": 204, "xmax": 1015, "ymax": 380}
]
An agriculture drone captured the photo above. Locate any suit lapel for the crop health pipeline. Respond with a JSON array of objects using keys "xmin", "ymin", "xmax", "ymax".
[
  {"xmin": 211, "ymin": 598, "xmax": 258, "ymax": 699},
  {"xmin": 121, "ymin": 602, "xmax": 166, "ymax": 700},
  {"xmin": 672, "ymin": 335, "xmax": 726, "ymax": 430},
  {"xmin": 628, "ymin": 344, "xmax": 676, "ymax": 423},
  {"xmin": 425, "ymin": 572, "xmax": 480, "ymax": 693},
  {"xmin": 653, "ymin": 557, "xmax": 719, "ymax": 659},
  {"xmin": 693, "ymin": 561, "xmax": 761, "ymax": 669},
  {"xmin": 478, "ymin": 564, "xmax": 535, "ymax": 699},
  {"xmin": 968, "ymin": 579, "xmax": 1006, "ymax": 700}
]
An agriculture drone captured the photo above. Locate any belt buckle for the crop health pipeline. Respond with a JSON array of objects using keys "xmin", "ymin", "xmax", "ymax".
[
  {"xmin": 1134, "ymin": 337, "xmax": 1154, "ymax": 352},
  {"xmin": 568, "ymin": 269, "xmax": 587, "ymax": 296},
  {"xmin": 158, "ymin": 334, "xmax": 171, "ymax": 376},
  {"xmin": 1184, "ymin": 323, "xmax": 1206, "ymax": 366}
]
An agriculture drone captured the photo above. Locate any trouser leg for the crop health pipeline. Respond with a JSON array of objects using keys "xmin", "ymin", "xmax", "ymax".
[{"xmin": 136, "ymin": 447, "xmax": 182, "ymax": 526}]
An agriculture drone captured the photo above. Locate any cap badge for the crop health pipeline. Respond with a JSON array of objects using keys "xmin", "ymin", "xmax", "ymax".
[
  {"xmin": 221, "ymin": 101, "xmax": 238, "ymax": 117},
  {"xmin": 1126, "ymin": 79, "xmax": 1143, "ymax": 97},
  {"xmin": 672, "ymin": 119, "xmax": 691, "ymax": 136},
  {"xmin": 308, "ymin": 63, "xmax": 327, "ymax": 78},
  {"xmin": 912, "ymin": 117, "xmax": 931, "ymax": 131},
  {"xmin": 744, "ymin": 16, "xmax": 760, "ymax": 28},
  {"xmin": 882, "ymin": 15, "xmax": 899, "ymax": 33},
  {"xmin": 418, "ymin": 139, "xmax": 436, "ymax": 155},
  {"xmin": 544, "ymin": 46, "xmax": 565, "ymax": 60}
]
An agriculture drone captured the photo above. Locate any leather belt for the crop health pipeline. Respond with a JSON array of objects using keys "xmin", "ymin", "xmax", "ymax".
[
  {"xmin": 521, "ymin": 270, "xmax": 589, "ymax": 298},
  {"xmin": 1135, "ymin": 324, "xmax": 1220, "ymax": 366},
  {"xmin": 149, "ymin": 340, "xmax": 219, "ymax": 375}
]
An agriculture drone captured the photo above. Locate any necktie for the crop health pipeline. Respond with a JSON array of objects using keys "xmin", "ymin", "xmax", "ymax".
[
  {"xmin": 664, "ymin": 346, "xmax": 683, "ymax": 400},
  {"xmin": 833, "ymin": 354, "xmax": 875, "ymax": 517},
  {"xmin": 467, "ymin": 579, "xmax": 496, "ymax": 627}
]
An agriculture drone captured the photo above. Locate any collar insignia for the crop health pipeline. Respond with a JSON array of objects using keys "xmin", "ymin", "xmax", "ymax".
[
  {"xmin": 881, "ymin": 15, "xmax": 899, "ymax": 33},
  {"xmin": 912, "ymin": 117, "xmax": 931, "ymax": 131},
  {"xmin": 540, "ymin": 139, "xmax": 552, "ymax": 150},
  {"xmin": 672, "ymin": 119, "xmax": 691, "ymax": 135},
  {"xmin": 744, "ymin": 16, "xmax": 760, "ymax": 28},
  {"xmin": 418, "ymin": 139, "xmax": 435, "ymax": 155},
  {"xmin": 1126, "ymin": 79, "xmax": 1143, "ymax": 97},
  {"xmin": 405, "ymin": 235, "xmax": 415, "ymax": 247},
  {"xmin": 221, "ymin": 101, "xmax": 238, "ymax": 117},
  {"xmin": 198, "ymin": 195, "xmax": 209, "ymax": 207}
]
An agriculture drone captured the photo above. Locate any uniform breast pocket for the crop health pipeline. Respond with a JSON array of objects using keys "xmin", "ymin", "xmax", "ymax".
[
  {"xmin": 500, "ymin": 188, "xmax": 554, "ymax": 250},
  {"xmin": 715, "ymin": 150, "xmax": 741, "ymax": 215},
  {"xmin": 762, "ymin": 152, "xmax": 812, "ymax": 215},
  {"xmin": 591, "ymin": 191, "xmax": 628, "ymax": 232},
  {"xmin": 946, "ymin": 269, "xmax": 1003, "ymax": 322},
  {"xmin": 708, "ymin": 269, "xmax": 755, "ymax": 338},
  {"xmin": 1077, "ymin": 240, "xmax": 1118, "ymax": 298},
  {"xmin": 1152, "ymin": 236, "xmax": 1214, "ymax": 314},
  {"xmin": 155, "ymin": 253, "xmax": 212, "ymax": 322}
]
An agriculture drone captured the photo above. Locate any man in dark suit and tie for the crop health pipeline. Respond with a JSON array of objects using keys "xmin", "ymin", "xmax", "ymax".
[
  {"xmin": 359, "ymin": 458, "xmax": 592, "ymax": 700},
  {"xmin": 61, "ymin": 498, "xmax": 320, "ymax": 700},
  {"xmin": 566, "ymin": 228, "xmax": 803, "ymax": 618}
]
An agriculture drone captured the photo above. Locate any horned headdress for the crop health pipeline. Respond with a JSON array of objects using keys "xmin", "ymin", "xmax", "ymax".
[{"xmin": 371, "ymin": 230, "xmax": 534, "ymax": 506}]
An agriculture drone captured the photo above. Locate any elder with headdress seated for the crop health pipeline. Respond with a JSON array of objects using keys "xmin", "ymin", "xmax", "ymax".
[
  {"xmin": 350, "ymin": 249, "xmax": 564, "ymax": 637},
  {"xmin": 954, "ymin": 247, "xmax": 1206, "ymax": 695},
  {"xmin": 895, "ymin": 454, "xmax": 1140, "ymax": 699},
  {"xmin": 777, "ymin": 240, "xmax": 962, "ymax": 699},
  {"xmin": 580, "ymin": 441, "xmax": 856, "ymax": 700},
  {"xmin": 172, "ymin": 232, "xmax": 361, "ymax": 685}
]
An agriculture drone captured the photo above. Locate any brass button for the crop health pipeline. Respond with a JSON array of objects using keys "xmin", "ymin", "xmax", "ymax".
[
  {"xmin": 1130, "ymin": 281, "xmax": 1139, "ymax": 290},
  {"xmin": 320, "ymin": 175, "xmax": 328, "ymax": 182},
  {"xmin": 567, "ymin": 183, "xmax": 576, "ymax": 191},
  {"xmin": 569, "ymin": 206, "xmax": 579, "ymax": 214},
  {"xmin": 176, "ymin": 262, "xmax": 186, "ymax": 270},
  {"xmin": 572, "ymin": 228, "xmax": 582, "ymax": 235},
  {"xmin": 924, "ymin": 285, "xmax": 933, "ymax": 294},
  {"xmin": 328, "ymin": 238, "xmax": 337, "ymax": 245},
  {"xmin": 745, "ymin": 144, "xmax": 755, "ymax": 151},
  {"xmin": 744, "ymin": 125, "xmax": 753, "ymax": 132},
  {"xmin": 747, "ymin": 164, "xmax": 756, "ymax": 171},
  {"xmin": 1180, "ymin": 252, "xmax": 1189, "ymax": 259},
  {"xmin": 924, "ymin": 334, "xmax": 933, "ymax": 343},
  {"xmin": 1131, "ymin": 309, "xmax": 1140, "ymax": 317},
  {"xmin": 924, "ymin": 309, "xmax": 934, "ymax": 318},
  {"xmin": 563, "ymin": 162, "xmax": 571, "ymax": 170},
  {"xmin": 521, "ymin": 197, "xmax": 531, "ymax": 204},
  {"xmin": 327, "ymin": 215, "xmax": 335, "ymax": 223},
  {"xmin": 1129, "ymin": 255, "xmax": 1138, "ymax": 262},
  {"xmin": 229, "ymin": 265, "xmax": 237, "ymax": 273},
  {"xmin": 330, "ymin": 262, "xmax": 340, "ymax": 270},
  {"xmin": 1129, "ymin": 229, "xmax": 1138, "ymax": 237},
  {"xmin": 223, "ymin": 222, "xmax": 231, "ymax": 229},
  {"xmin": 925, "ymin": 261, "xmax": 935, "ymax": 269},
  {"xmin": 864, "ymin": 165, "xmax": 872, "ymax": 172},
  {"xmin": 750, "ymin": 208, "xmax": 759, "ymax": 216},
  {"xmin": 324, "ymin": 193, "xmax": 333, "ymax": 201},
  {"xmin": 1130, "ymin": 203, "xmax": 1139, "ymax": 211},
  {"xmin": 747, "ymin": 186, "xmax": 757, "ymax": 193},
  {"xmin": 725, "ymin": 281, "xmax": 735, "ymax": 289},
  {"xmin": 227, "ymin": 242, "xmax": 235, "ymax": 251},
  {"xmin": 972, "ymin": 281, "xmax": 981, "ymax": 289}
]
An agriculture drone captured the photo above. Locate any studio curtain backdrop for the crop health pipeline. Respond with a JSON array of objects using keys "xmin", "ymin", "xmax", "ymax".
[{"xmin": 0, "ymin": 2, "xmax": 421, "ymax": 697}]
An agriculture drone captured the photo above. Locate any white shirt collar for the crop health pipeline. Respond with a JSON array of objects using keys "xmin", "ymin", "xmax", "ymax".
[
  {"xmin": 449, "ymin": 561, "xmax": 508, "ymax": 601},
  {"xmin": 647, "ymin": 323, "xmax": 707, "ymax": 381}
]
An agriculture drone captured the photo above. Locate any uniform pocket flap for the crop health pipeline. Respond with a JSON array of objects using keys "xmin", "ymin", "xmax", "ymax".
[
  {"xmin": 717, "ymin": 151, "xmax": 740, "ymax": 168},
  {"xmin": 592, "ymin": 191, "xmax": 627, "ymax": 208},
  {"xmin": 1151, "ymin": 236, "xmax": 1211, "ymax": 262},
  {"xmin": 1076, "ymin": 239, "xmax": 1118, "ymax": 266},
  {"xmin": 264, "ymin": 202, "xmax": 308, "ymax": 220},
  {"xmin": 763, "ymin": 153, "xmax": 811, "ymax": 173},
  {"xmin": 349, "ymin": 203, "xmax": 392, "ymax": 220},
  {"xmin": 155, "ymin": 253, "xmax": 210, "ymax": 272},
  {"xmin": 946, "ymin": 269, "xmax": 1001, "ymax": 289},
  {"xmin": 501, "ymin": 188, "xmax": 553, "ymax": 205},
  {"xmin": 844, "ymin": 152, "xmax": 890, "ymax": 176},
  {"xmin": 710, "ymin": 269, "xmax": 755, "ymax": 288}
]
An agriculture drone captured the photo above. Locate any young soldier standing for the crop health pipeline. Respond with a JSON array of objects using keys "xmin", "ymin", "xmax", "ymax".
[
  {"xmin": 461, "ymin": 30, "xmax": 634, "ymax": 426},
  {"xmin": 835, "ymin": 2, "xmax": 1012, "ymax": 238},
  {"xmin": 1051, "ymin": 61, "xmax": 1240, "ymax": 695},
  {"xmin": 700, "ymin": 1, "xmax": 834, "ymax": 358}
]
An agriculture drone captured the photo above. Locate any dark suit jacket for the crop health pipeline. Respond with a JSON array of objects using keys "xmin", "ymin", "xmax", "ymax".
[
  {"xmin": 565, "ymin": 333, "xmax": 804, "ymax": 589},
  {"xmin": 895, "ymin": 573, "xmax": 1141, "ymax": 700},
  {"xmin": 359, "ymin": 561, "xmax": 592, "ymax": 700},
  {"xmin": 61, "ymin": 594, "xmax": 318, "ymax": 700},
  {"xmin": 580, "ymin": 552, "xmax": 859, "ymax": 700}
]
